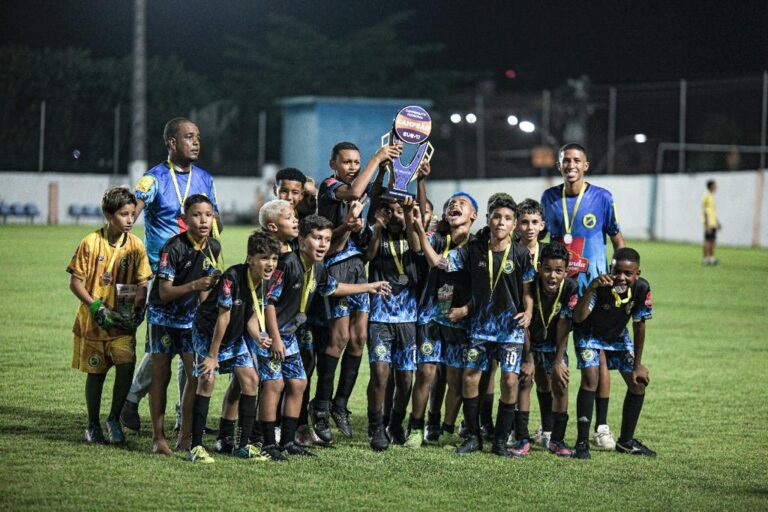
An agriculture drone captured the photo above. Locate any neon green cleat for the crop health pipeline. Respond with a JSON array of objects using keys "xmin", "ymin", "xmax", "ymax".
[
  {"xmin": 440, "ymin": 432, "xmax": 463, "ymax": 450},
  {"xmin": 404, "ymin": 429, "xmax": 423, "ymax": 448},
  {"xmin": 188, "ymin": 445, "xmax": 215, "ymax": 464},
  {"xmin": 233, "ymin": 444, "xmax": 269, "ymax": 461}
]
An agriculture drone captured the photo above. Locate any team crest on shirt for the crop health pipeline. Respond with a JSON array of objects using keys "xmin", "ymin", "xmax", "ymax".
[
  {"xmin": 582, "ymin": 213, "xmax": 597, "ymax": 229},
  {"xmin": 120, "ymin": 256, "xmax": 129, "ymax": 270},
  {"xmin": 553, "ymin": 302, "xmax": 562, "ymax": 315},
  {"xmin": 136, "ymin": 175, "xmax": 155, "ymax": 193},
  {"xmin": 202, "ymin": 259, "xmax": 210, "ymax": 270},
  {"xmin": 421, "ymin": 342, "xmax": 434, "ymax": 355},
  {"xmin": 88, "ymin": 354, "xmax": 101, "ymax": 368},
  {"xmin": 308, "ymin": 279, "xmax": 317, "ymax": 294},
  {"xmin": 502, "ymin": 259, "xmax": 515, "ymax": 274},
  {"xmin": 581, "ymin": 349, "xmax": 596, "ymax": 362},
  {"xmin": 222, "ymin": 279, "xmax": 233, "ymax": 297},
  {"xmin": 625, "ymin": 301, "xmax": 635, "ymax": 315},
  {"xmin": 161, "ymin": 335, "xmax": 172, "ymax": 348}
]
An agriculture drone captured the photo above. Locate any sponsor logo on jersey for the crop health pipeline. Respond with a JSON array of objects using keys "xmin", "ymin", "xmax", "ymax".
[{"xmin": 223, "ymin": 279, "xmax": 232, "ymax": 297}]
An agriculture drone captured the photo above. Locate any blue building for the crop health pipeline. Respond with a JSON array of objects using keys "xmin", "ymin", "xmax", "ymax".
[{"xmin": 277, "ymin": 96, "xmax": 433, "ymax": 184}]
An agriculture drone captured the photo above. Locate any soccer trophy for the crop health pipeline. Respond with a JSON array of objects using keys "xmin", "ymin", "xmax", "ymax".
[{"xmin": 381, "ymin": 105, "xmax": 435, "ymax": 201}]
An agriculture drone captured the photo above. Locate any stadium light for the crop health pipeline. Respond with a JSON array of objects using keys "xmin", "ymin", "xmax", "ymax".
[
  {"xmin": 465, "ymin": 113, "xmax": 477, "ymax": 124},
  {"xmin": 519, "ymin": 121, "xmax": 535, "ymax": 133},
  {"xmin": 507, "ymin": 115, "xmax": 519, "ymax": 126},
  {"xmin": 450, "ymin": 113, "xmax": 462, "ymax": 124},
  {"xmin": 634, "ymin": 133, "xmax": 648, "ymax": 143}
]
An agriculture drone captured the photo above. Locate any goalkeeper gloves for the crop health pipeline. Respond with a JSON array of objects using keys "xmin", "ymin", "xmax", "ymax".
[{"xmin": 89, "ymin": 299, "xmax": 120, "ymax": 329}]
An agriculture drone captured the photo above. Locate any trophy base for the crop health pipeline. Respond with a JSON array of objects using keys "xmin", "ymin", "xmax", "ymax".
[{"xmin": 381, "ymin": 188, "xmax": 415, "ymax": 201}]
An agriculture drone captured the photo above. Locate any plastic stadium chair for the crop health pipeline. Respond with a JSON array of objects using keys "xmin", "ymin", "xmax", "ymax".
[
  {"xmin": 0, "ymin": 203, "xmax": 9, "ymax": 224},
  {"xmin": 23, "ymin": 203, "xmax": 39, "ymax": 223},
  {"xmin": 69, "ymin": 204, "xmax": 83, "ymax": 224}
]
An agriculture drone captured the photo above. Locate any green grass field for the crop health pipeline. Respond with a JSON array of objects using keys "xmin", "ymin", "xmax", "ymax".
[{"xmin": 0, "ymin": 225, "xmax": 766, "ymax": 511}]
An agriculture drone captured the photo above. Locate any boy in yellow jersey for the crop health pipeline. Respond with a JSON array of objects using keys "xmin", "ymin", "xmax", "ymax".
[
  {"xmin": 67, "ymin": 187, "xmax": 152, "ymax": 444},
  {"xmin": 702, "ymin": 179, "xmax": 721, "ymax": 265}
]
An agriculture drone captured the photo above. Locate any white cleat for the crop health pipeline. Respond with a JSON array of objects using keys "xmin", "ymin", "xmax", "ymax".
[
  {"xmin": 531, "ymin": 427, "xmax": 552, "ymax": 448},
  {"xmin": 593, "ymin": 424, "xmax": 616, "ymax": 450}
]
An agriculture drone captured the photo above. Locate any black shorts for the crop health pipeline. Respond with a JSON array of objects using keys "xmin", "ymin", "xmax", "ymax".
[{"xmin": 704, "ymin": 228, "xmax": 717, "ymax": 241}]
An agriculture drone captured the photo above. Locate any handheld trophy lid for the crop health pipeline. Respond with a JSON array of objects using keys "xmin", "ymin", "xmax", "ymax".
[{"xmin": 393, "ymin": 106, "xmax": 432, "ymax": 144}]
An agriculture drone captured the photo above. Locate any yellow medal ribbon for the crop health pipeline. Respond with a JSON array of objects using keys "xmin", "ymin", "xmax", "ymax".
[
  {"xmin": 100, "ymin": 227, "xmax": 126, "ymax": 283},
  {"xmin": 488, "ymin": 236, "xmax": 512, "ymax": 295},
  {"xmin": 611, "ymin": 285, "xmax": 632, "ymax": 308},
  {"xmin": 186, "ymin": 232, "xmax": 219, "ymax": 271},
  {"xmin": 561, "ymin": 183, "xmax": 587, "ymax": 237},
  {"xmin": 247, "ymin": 270, "xmax": 266, "ymax": 332},
  {"xmin": 388, "ymin": 236, "xmax": 406, "ymax": 276},
  {"xmin": 531, "ymin": 242, "xmax": 540, "ymax": 269},
  {"xmin": 299, "ymin": 254, "xmax": 316, "ymax": 314},
  {"xmin": 442, "ymin": 233, "xmax": 468, "ymax": 258},
  {"xmin": 536, "ymin": 278, "xmax": 565, "ymax": 336},
  {"xmin": 167, "ymin": 159, "xmax": 193, "ymax": 213}
]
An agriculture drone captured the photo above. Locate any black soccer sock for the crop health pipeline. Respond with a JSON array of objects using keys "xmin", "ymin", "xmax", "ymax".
[
  {"xmin": 494, "ymin": 401, "xmax": 516, "ymax": 444},
  {"xmin": 537, "ymin": 390, "xmax": 554, "ymax": 432},
  {"xmin": 551, "ymin": 412, "xmax": 569, "ymax": 443},
  {"xmin": 85, "ymin": 373, "xmax": 107, "ymax": 425},
  {"xmin": 280, "ymin": 416, "xmax": 299, "ymax": 447},
  {"xmin": 576, "ymin": 389, "xmax": 596, "ymax": 442},
  {"xmin": 108, "ymin": 363, "xmax": 134, "ymax": 420},
  {"xmin": 441, "ymin": 423, "xmax": 455, "ymax": 434},
  {"xmin": 251, "ymin": 420, "xmax": 263, "ymax": 442},
  {"xmin": 462, "ymin": 396, "xmax": 481, "ymax": 436},
  {"xmin": 409, "ymin": 414, "xmax": 425, "ymax": 430},
  {"xmin": 298, "ymin": 389, "xmax": 310, "ymax": 427},
  {"xmin": 595, "ymin": 396, "xmax": 609, "ymax": 430},
  {"xmin": 315, "ymin": 353, "xmax": 340, "ymax": 403},
  {"xmin": 237, "ymin": 394, "xmax": 257, "ymax": 448},
  {"xmin": 388, "ymin": 408, "xmax": 406, "ymax": 432},
  {"xmin": 515, "ymin": 410, "xmax": 530, "ymax": 441},
  {"xmin": 368, "ymin": 410, "xmax": 383, "ymax": 427},
  {"xmin": 480, "ymin": 392, "xmax": 495, "ymax": 427},
  {"xmin": 619, "ymin": 391, "xmax": 645, "ymax": 443},
  {"xmin": 218, "ymin": 418, "xmax": 235, "ymax": 441},
  {"xmin": 427, "ymin": 410, "xmax": 441, "ymax": 428},
  {"xmin": 262, "ymin": 420, "xmax": 277, "ymax": 447},
  {"xmin": 191, "ymin": 394, "xmax": 211, "ymax": 448},
  {"xmin": 334, "ymin": 353, "xmax": 362, "ymax": 410}
]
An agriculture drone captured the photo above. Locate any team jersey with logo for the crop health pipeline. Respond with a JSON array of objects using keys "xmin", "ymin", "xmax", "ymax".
[
  {"xmin": 67, "ymin": 229, "xmax": 153, "ymax": 340},
  {"xmin": 530, "ymin": 276, "xmax": 578, "ymax": 349},
  {"xmin": 194, "ymin": 264, "xmax": 273, "ymax": 356},
  {"xmin": 134, "ymin": 162, "xmax": 219, "ymax": 271},
  {"xmin": 572, "ymin": 277, "xmax": 653, "ymax": 350},
  {"xmin": 260, "ymin": 249, "xmax": 338, "ymax": 357},
  {"xmin": 541, "ymin": 183, "xmax": 620, "ymax": 293},
  {"xmin": 147, "ymin": 233, "xmax": 222, "ymax": 328},
  {"xmin": 446, "ymin": 238, "xmax": 534, "ymax": 343},
  {"xmin": 317, "ymin": 175, "xmax": 370, "ymax": 266},
  {"xmin": 365, "ymin": 228, "xmax": 420, "ymax": 323},
  {"xmin": 417, "ymin": 231, "xmax": 473, "ymax": 329}
]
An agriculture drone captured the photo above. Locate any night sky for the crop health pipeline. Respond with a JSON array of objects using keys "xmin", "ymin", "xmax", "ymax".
[{"xmin": 2, "ymin": 0, "xmax": 767, "ymax": 88}]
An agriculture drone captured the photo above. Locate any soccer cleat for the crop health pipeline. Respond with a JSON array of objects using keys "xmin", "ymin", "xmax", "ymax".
[
  {"xmin": 105, "ymin": 418, "xmax": 126, "ymax": 445},
  {"xmin": 440, "ymin": 432, "xmax": 463, "ymax": 449},
  {"xmin": 574, "ymin": 440, "xmax": 591, "ymax": 460},
  {"xmin": 309, "ymin": 401, "xmax": 333, "ymax": 445},
  {"xmin": 491, "ymin": 441, "xmax": 518, "ymax": 458},
  {"xmin": 213, "ymin": 436, "xmax": 234, "ymax": 454},
  {"xmin": 188, "ymin": 445, "xmax": 215, "ymax": 464},
  {"xmin": 457, "ymin": 420, "xmax": 468, "ymax": 438},
  {"xmin": 84, "ymin": 423, "xmax": 106, "ymax": 444},
  {"xmin": 282, "ymin": 441, "xmax": 316, "ymax": 457},
  {"xmin": 615, "ymin": 438, "xmax": 657, "ymax": 457},
  {"xmin": 295, "ymin": 425, "xmax": 320, "ymax": 447},
  {"xmin": 368, "ymin": 424, "xmax": 389, "ymax": 452},
  {"xmin": 455, "ymin": 435, "xmax": 482, "ymax": 455},
  {"xmin": 593, "ymin": 424, "xmax": 617, "ymax": 450},
  {"xmin": 404, "ymin": 428, "xmax": 424, "ymax": 449},
  {"xmin": 505, "ymin": 431, "xmax": 516, "ymax": 449},
  {"xmin": 531, "ymin": 428, "xmax": 552, "ymax": 448},
  {"xmin": 510, "ymin": 438, "xmax": 531, "ymax": 457},
  {"xmin": 424, "ymin": 424, "xmax": 441, "ymax": 444},
  {"xmin": 480, "ymin": 423, "xmax": 495, "ymax": 442},
  {"xmin": 331, "ymin": 407, "xmax": 353, "ymax": 438},
  {"xmin": 233, "ymin": 444, "xmax": 269, "ymax": 461},
  {"xmin": 260, "ymin": 444, "xmax": 287, "ymax": 461},
  {"xmin": 386, "ymin": 425, "xmax": 407, "ymax": 445},
  {"xmin": 119, "ymin": 400, "xmax": 141, "ymax": 432},
  {"xmin": 548, "ymin": 440, "xmax": 573, "ymax": 458}
]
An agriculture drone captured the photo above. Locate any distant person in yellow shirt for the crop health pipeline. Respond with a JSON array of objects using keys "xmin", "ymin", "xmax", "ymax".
[{"xmin": 702, "ymin": 180, "xmax": 721, "ymax": 265}]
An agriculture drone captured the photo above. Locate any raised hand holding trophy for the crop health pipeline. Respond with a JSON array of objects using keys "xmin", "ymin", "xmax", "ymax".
[{"xmin": 381, "ymin": 106, "xmax": 435, "ymax": 201}]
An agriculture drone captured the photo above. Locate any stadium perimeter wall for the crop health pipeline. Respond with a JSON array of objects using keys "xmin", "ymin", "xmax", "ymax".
[{"xmin": 1, "ymin": 169, "xmax": 766, "ymax": 248}]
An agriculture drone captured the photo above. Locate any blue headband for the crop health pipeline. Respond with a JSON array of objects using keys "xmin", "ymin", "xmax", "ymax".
[{"xmin": 447, "ymin": 191, "xmax": 478, "ymax": 212}]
